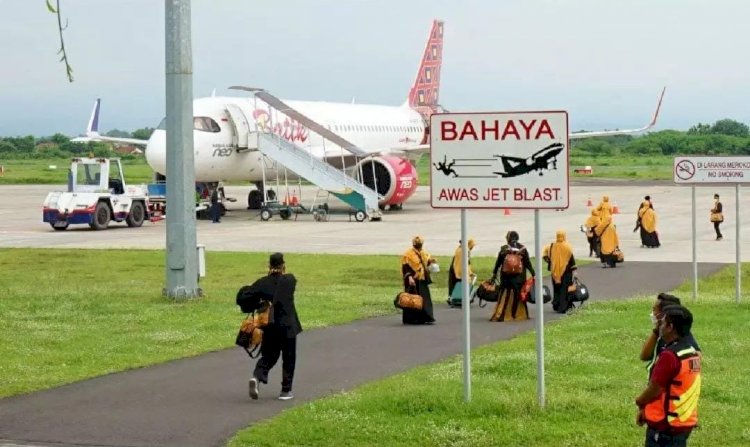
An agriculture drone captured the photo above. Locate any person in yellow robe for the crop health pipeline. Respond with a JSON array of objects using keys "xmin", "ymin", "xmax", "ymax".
[
  {"xmin": 636, "ymin": 197, "xmax": 660, "ymax": 248},
  {"xmin": 448, "ymin": 238, "xmax": 476, "ymax": 303},
  {"xmin": 595, "ymin": 215, "xmax": 621, "ymax": 268},
  {"xmin": 583, "ymin": 208, "xmax": 601, "ymax": 257},
  {"xmin": 401, "ymin": 236, "xmax": 437, "ymax": 325},
  {"xmin": 543, "ymin": 230, "xmax": 578, "ymax": 313},
  {"xmin": 596, "ymin": 195, "xmax": 613, "ymax": 219}
]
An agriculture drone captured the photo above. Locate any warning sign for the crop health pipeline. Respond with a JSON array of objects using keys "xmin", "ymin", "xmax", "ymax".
[
  {"xmin": 673, "ymin": 156, "xmax": 750, "ymax": 184},
  {"xmin": 430, "ymin": 111, "xmax": 569, "ymax": 209}
]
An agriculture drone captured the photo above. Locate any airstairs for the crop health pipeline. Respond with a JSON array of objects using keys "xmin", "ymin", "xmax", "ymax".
[{"xmin": 227, "ymin": 87, "xmax": 382, "ymax": 220}]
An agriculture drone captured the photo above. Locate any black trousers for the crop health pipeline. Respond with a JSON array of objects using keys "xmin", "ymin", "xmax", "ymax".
[
  {"xmin": 645, "ymin": 427, "xmax": 691, "ymax": 447},
  {"xmin": 211, "ymin": 203, "xmax": 221, "ymax": 222},
  {"xmin": 253, "ymin": 328, "xmax": 297, "ymax": 392},
  {"xmin": 714, "ymin": 221, "xmax": 722, "ymax": 239}
]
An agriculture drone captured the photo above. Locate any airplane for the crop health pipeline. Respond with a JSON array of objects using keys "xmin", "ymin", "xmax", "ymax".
[
  {"xmin": 493, "ymin": 143, "xmax": 565, "ymax": 178},
  {"xmin": 80, "ymin": 20, "xmax": 665, "ymax": 211}
]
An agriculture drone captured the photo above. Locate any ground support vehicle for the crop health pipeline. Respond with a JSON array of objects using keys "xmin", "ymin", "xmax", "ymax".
[{"xmin": 42, "ymin": 157, "xmax": 149, "ymax": 231}]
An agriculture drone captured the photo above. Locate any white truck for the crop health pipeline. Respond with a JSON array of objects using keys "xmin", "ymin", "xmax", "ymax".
[{"xmin": 42, "ymin": 157, "xmax": 149, "ymax": 231}]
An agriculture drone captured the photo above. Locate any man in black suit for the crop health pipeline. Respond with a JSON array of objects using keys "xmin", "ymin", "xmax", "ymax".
[{"xmin": 241, "ymin": 253, "xmax": 303, "ymax": 401}]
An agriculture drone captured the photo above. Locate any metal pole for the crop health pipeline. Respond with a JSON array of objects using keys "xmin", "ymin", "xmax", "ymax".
[
  {"xmin": 461, "ymin": 209, "xmax": 471, "ymax": 402},
  {"xmin": 692, "ymin": 186, "xmax": 697, "ymax": 300},
  {"xmin": 737, "ymin": 184, "xmax": 741, "ymax": 303},
  {"xmin": 534, "ymin": 209, "xmax": 545, "ymax": 407},
  {"xmin": 164, "ymin": 0, "xmax": 200, "ymax": 299}
]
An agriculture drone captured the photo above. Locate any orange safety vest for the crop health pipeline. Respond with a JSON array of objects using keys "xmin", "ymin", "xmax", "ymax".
[{"xmin": 644, "ymin": 339, "xmax": 701, "ymax": 430}]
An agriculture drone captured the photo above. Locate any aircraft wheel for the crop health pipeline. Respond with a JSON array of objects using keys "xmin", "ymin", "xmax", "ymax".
[
  {"xmin": 91, "ymin": 202, "xmax": 111, "ymax": 230},
  {"xmin": 260, "ymin": 208, "xmax": 272, "ymax": 221},
  {"xmin": 50, "ymin": 222, "xmax": 68, "ymax": 231},
  {"xmin": 279, "ymin": 208, "xmax": 291, "ymax": 220},
  {"xmin": 354, "ymin": 210, "xmax": 366, "ymax": 222},
  {"xmin": 248, "ymin": 190, "xmax": 263, "ymax": 209},
  {"xmin": 126, "ymin": 201, "xmax": 146, "ymax": 227}
]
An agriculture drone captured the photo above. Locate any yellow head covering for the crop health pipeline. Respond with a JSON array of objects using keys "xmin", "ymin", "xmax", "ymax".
[
  {"xmin": 412, "ymin": 235, "xmax": 424, "ymax": 246},
  {"xmin": 549, "ymin": 230, "xmax": 573, "ymax": 283}
]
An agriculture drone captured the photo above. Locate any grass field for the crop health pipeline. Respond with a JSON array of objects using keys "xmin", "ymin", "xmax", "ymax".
[
  {"xmin": 415, "ymin": 154, "xmax": 674, "ymax": 185},
  {"xmin": 230, "ymin": 264, "xmax": 750, "ymax": 447},
  {"xmin": 1, "ymin": 154, "xmax": 673, "ymax": 187},
  {"xmin": 0, "ymin": 158, "xmax": 154, "ymax": 185},
  {"xmin": 0, "ymin": 248, "xmax": 506, "ymax": 398}
]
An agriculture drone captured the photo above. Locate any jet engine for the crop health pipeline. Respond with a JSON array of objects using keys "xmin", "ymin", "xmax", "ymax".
[{"xmin": 352, "ymin": 155, "xmax": 419, "ymax": 208}]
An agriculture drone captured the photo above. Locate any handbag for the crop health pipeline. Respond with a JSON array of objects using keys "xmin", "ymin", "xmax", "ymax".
[
  {"xmin": 519, "ymin": 277, "xmax": 534, "ymax": 302},
  {"xmin": 568, "ymin": 278, "xmax": 590, "ymax": 302},
  {"xmin": 528, "ymin": 284, "xmax": 551, "ymax": 304},
  {"xmin": 236, "ymin": 299, "xmax": 274, "ymax": 358},
  {"xmin": 475, "ymin": 280, "xmax": 499, "ymax": 307},
  {"xmin": 710, "ymin": 212, "xmax": 723, "ymax": 223},
  {"xmin": 613, "ymin": 247, "xmax": 625, "ymax": 263},
  {"xmin": 394, "ymin": 289, "xmax": 424, "ymax": 310}
]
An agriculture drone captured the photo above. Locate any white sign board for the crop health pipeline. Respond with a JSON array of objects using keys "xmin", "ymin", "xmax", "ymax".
[
  {"xmin": 430, "ymin": 111, "xmax": 569, "ymax": 209},
  {"xmin": 673, "ymin": 156, "xmax": 750, "ymax": 184}
]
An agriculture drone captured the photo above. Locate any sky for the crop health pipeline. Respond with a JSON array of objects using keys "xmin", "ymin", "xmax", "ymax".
[{"xmin": 1, "ymin": 0, "xmax": 749, "ymax": 137}]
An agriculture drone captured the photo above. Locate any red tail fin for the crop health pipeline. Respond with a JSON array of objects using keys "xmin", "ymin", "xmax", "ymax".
[{"xmin": 408, "ymin": 20, "xmax": 444, "ymax": 120}]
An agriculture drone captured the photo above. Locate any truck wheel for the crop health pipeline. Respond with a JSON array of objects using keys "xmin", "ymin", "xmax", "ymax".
[
  {"xmin": 91, "ymin": 202, "xmax": 111, "ymax": 230},
  {"xmin": 260, "ymin": 208, "xmax": 272, "ymax": 221},
  {"xmin": 126, "ymin": 201, "xmax": 145, "ymax": 227},
  {"xmin": 50, "ymin": 222, "xmax": 68, "ymax": 231}
]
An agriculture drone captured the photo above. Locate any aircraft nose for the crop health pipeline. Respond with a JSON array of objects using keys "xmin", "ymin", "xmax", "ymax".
[{"xmin": 145, "ymin": 130, "xmax": 167, "ymax": 175}]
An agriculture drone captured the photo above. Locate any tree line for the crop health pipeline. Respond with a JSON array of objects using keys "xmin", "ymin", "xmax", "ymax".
[
  {"xmin": 0, "ymin": 128, "xmax": 154, "ymax": 159},
  {"xmin": 1, "ymin": 119, "xmax": 749, "ymax": 160},
  {"xmin": 571, "ymin": 119, "xmax": 750, "ymax": 157}
]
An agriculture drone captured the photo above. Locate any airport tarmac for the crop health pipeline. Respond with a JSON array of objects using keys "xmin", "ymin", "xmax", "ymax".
[{"xmin": 1, "ymin": 183, "xmax": 747, "ymax": 263}]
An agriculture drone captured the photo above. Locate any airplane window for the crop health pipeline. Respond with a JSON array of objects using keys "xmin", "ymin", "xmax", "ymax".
[{"xmin": 194, "ymin": 117, "xmax": 220, "ymax": 133}]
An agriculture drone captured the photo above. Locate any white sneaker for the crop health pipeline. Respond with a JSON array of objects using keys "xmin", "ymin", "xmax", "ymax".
[
  {"xmin": 278, "ymin": 391, "xmax": 294, "ymax": 400},
  {"xmin": 248, "ymin": 378, "xmax": 259, "ymax": 400}
]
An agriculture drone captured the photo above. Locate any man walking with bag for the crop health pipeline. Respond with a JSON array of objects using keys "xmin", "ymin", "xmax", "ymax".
[{"xmin": 240, "ymin": 253, "xmax": 302, "ymax": 401}]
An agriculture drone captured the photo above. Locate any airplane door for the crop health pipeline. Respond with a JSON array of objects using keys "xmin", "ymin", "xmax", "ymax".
[{"xmin": 225, "ymin": 103, "xmax": 251, "ymax": 149}]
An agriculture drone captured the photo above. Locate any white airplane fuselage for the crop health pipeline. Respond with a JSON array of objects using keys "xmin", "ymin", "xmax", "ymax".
[{"xmin": 145, "ymin": 96, "xmax": 426, "ymax": 183}]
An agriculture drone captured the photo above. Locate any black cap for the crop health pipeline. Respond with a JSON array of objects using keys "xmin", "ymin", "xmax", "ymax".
[{"xmin": 269, "ymin": 252, "xmax": 285, "ymax": 268}]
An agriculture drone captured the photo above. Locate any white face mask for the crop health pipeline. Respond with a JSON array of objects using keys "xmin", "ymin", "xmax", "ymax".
[{"xmin": 650, "ymin": 312, "xmax": 659, "ymax": 326}]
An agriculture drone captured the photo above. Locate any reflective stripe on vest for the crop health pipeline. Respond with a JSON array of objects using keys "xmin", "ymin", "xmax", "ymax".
[{"xmin": 644, "ymin": 341, "xmax": 701, "ymax": 429}]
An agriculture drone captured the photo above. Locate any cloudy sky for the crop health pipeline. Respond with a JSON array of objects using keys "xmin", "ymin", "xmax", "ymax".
[{"xmin": 1, "ymin": 0, "xmax": 748, "ymax": 136}]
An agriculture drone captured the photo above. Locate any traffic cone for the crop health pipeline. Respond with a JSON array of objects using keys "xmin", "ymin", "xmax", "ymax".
[
  {"xmin": 586, "ymin": 196, "xmax": 592, "ymax": 207},
  {"xmin": 504, "ymin": 208, "xmax": 511, "ymax": 216},
  {"xmin": 613, "ymin": 202, "xmax": 620, "ymax": 214}
]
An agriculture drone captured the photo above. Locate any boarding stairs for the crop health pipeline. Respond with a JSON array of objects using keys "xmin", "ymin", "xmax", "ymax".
[
  {"xmin": 226, "ymin": 86, "xmax": 382, "ymax": 220},
  {"xmin": 254, "ymin": 132, "xmax": 381, "ymax": 218}
]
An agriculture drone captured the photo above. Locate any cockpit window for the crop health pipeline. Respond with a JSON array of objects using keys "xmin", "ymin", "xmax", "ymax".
[{"xmin": 194, "ymin": 117, "xmax": 221, "ymax": 132}]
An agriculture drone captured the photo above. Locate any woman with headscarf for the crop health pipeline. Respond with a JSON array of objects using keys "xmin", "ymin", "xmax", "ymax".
[
  {"xmin": 448, "ymin": 238, "xmax": 476, "ymax": 303},
  {"xmin": 490, "ymin": 231, "xmax": 535, "ymax": 321},
  {"xmin": 543, "ymin": 230, "xmax": 578, "ymax": 313},
  {"xmin": 595, "ymin": 214, "xmax": 620, "ymax": 268},
  {"xmin": 584, "ymin": 208, "xmax": 601, "ymax": 257},
  {"xmin": 636, "ymin": 198, "xmax": 660, "ymax": 248},
  {"xmin": 401, "ymin": 236, "xmax": 437, "ymax": 325},
  {"xmin": 596, "ymin": 195, "xmax": 613, "ymax": 219}
]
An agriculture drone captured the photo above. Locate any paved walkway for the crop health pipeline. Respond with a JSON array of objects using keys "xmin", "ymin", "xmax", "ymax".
[{"xmin": 0, "ymin": 262, "xmax": 725, "ymax": 447}]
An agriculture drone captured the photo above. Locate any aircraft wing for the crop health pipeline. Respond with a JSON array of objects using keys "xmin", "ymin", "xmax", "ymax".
[
  {"xmin": 569, "ymin": 87, "xmax": 665, "ymax": 140},
  {"xmin": 77, "ymin": 99, "xmax": 149, "ymax": 146}
]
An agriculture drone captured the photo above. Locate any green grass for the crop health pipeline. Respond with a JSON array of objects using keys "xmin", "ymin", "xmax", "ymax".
[
  {"xmin": 229, "ymin": 264, "xmax": 750, "ymax": 447},
  {"xmin": 0, "ymin": 249, "xmax": 506, "ymax": 398},
  {"xmin": 416, "ymin": 155, "xmax": 674, "ymax": 185},
  {"xmin": 0, "ymin": 158, "xmax": 154, "ymax": 185}
]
